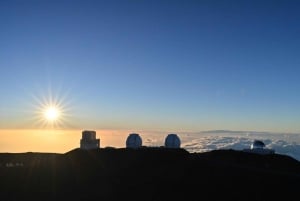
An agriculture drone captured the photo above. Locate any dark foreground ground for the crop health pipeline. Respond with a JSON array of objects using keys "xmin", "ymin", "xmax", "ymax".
[{"xmin": 0, "ymin": 148, "xmax": 299, "ymax": 201}]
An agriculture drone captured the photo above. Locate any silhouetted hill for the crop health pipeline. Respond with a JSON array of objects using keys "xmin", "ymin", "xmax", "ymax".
[{"xmin": 0, "ymin": 148, "xmax": 299, "ymax": 201}]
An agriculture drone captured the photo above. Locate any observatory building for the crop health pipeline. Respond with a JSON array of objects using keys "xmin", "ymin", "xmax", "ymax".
[
  {"xmin": 164, "ymin": 134, "xmax": 181, "ymax": 148},
  {"xmin": 243, "ymin": 140, "xmax": 275, "ymax": 155},
  {"xmin": 80, "ymin": 130, "xmax": 100, "ymax": 150},
  {"xmin": 251, "ymin": 140, "xmax": 265, "ymax": 149},
  {"xmin": 126, "ymin": 133, "xmax": 142, "ymax": 149}
]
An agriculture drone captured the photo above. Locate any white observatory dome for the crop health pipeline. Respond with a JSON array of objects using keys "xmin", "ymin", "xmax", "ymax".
[
  {"xmin": 164, "ymin": 134, "xmax": 181, "ymax": 148},
  {"xmin": 243, "ymin": 139, "xmax": 274, "ymax": 155},
  {"xmin": 251, "ymin": 140, "xmax": 265, "ymax": 149},
  {"xmin": 126, "ymin": 133, "xmax": 142, "ymax": 148}
]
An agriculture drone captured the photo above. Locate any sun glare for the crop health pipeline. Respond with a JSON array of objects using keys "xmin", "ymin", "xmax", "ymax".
[
  {"xmin": 44, "ymin": 107, "xmax": 60, "ymax": 121},
  {"xmin": 31, "ymin": 90, "xmax": 71, "ymax": 129}
]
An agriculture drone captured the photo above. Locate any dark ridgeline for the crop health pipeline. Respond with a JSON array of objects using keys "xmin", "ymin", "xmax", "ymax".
[{"xmin": 0, "ymin": 148, "xmax": 299, "ymax": 201}]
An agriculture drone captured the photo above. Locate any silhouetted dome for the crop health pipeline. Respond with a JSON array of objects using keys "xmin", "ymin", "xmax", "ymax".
[
  {"xmin": 243, "ymin": 139, "xmax": 275, "ymax": 155},
  {"xmin": 164, "ymin": 134, "xmax": 181, "ymax": 148},
  {"xmin": 126, "ymin": 133, "xmax": 142, "ymax": 148},
  {"xmin": 251, "ymin": 140, "xmax": 265, "ymax": 149}
]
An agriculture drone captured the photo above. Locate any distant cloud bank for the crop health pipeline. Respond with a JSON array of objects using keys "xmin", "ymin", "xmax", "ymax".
[{"xmin": 178, "ymin": 130, "xmax": 300, "ymax": 161}]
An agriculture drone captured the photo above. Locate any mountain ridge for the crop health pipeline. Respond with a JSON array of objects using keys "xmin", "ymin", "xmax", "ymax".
[{"xmin": 0, "ymin": 148, "xmax": 299, "ymax": 201}]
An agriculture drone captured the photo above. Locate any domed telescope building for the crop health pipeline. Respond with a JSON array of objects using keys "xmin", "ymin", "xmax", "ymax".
[
  {"xmin": 243, "ymin": 140, "xmax": 275, "ymax": 155},
  {"xmin": 126, "ymin": 133, "xmax": 142, "ymax": 149},
  {"xmin": 251, "ymin": 140, "xmax": 266, "ymax": 149},
  {"xmin": 80, "ymin": 130, "xmax": 100, "ymax": 150},
  {"xmin": 164, "ymin": 134, "xmax": 181, "ymax": 148}
]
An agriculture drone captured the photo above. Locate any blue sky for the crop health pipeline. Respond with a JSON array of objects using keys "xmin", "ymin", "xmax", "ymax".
[{"xmin": 1, "ymin": 0, "xmax": 300, "ymax": 132}]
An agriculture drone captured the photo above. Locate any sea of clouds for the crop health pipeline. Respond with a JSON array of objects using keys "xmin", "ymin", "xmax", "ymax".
[
  {"xmin": 2, "ymin": 130, "xmax": 300, "ymax": 161},
  {"xmin": 143, "ymin": 130, "xmax": 300, "ymax": 161}
]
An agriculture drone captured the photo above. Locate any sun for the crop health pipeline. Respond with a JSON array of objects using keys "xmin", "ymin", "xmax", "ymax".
[
  {"xmin": 44, "ymin": 106, "xmax": 60, "ymax": 121},
  {"xmin": 31, "ymin": 90, "xmax": 71, "ymax": 129}
]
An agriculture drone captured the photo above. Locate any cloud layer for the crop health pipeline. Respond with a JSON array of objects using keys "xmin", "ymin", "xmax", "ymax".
[
  {"xmin": 182, "ymin": 132, "xmax": 300, "ymax": 161},
  {"xmin": 143, "ymin": 131, "xmax": 300, "ymax": 161}
]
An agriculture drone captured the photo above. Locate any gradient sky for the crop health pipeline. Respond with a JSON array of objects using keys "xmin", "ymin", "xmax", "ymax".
[{"xmin": 1, "ymin": 0, "xmax": 300, "ymax": 132}]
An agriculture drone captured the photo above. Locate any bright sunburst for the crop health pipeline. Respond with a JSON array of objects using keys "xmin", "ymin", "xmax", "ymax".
[
  {"xmin": 44, "ymin": 106, "xmax": 60, "ymax": 121},
  {"xmin": 31, "ymin": 89, "xmax": 71, "ymax": 129}
]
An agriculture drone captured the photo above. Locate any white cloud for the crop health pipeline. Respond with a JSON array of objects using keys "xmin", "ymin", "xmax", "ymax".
[{"xmin": 176, "ymin": 132, "xmax": 300, "ymax": 161}]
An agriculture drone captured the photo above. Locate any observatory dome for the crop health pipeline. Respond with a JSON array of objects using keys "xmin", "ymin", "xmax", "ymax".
[
  {"xmin": 243, "ymin": 140, "xmax": 274, "ymax": 155},
  {"xmin": 251, "ymin": 140, "xmax": 265, "ymax": 149},
  {"xmin": 164, "ymin": 134, "xmax": 181, "ymax": 148},
  {"xmin": 126, "ymin": 133, "xmax": 142, "ymax": 149}
]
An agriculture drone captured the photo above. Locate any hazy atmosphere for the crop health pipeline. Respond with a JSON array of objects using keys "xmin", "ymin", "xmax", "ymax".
[{"xmin": 1, "ymin": 0, "xmax": 300, "ymax": 157}]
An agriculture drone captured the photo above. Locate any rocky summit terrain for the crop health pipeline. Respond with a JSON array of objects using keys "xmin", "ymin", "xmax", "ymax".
[{"xmin": 0, "ymin": 147, "xmax": 299, "ymax": 201}]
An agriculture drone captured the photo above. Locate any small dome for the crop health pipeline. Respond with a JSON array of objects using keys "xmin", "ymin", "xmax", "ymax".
[
  {"xmin": 164, "ymin": 134, "xmax": 181, "ymax": 148},
  {"xmin": 251, "ymin": 140, "xmax": 265, "ymax": 149},
  {"xmin": 126, "ymin": 133, "xmax": 142, "ymax": 148}
]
